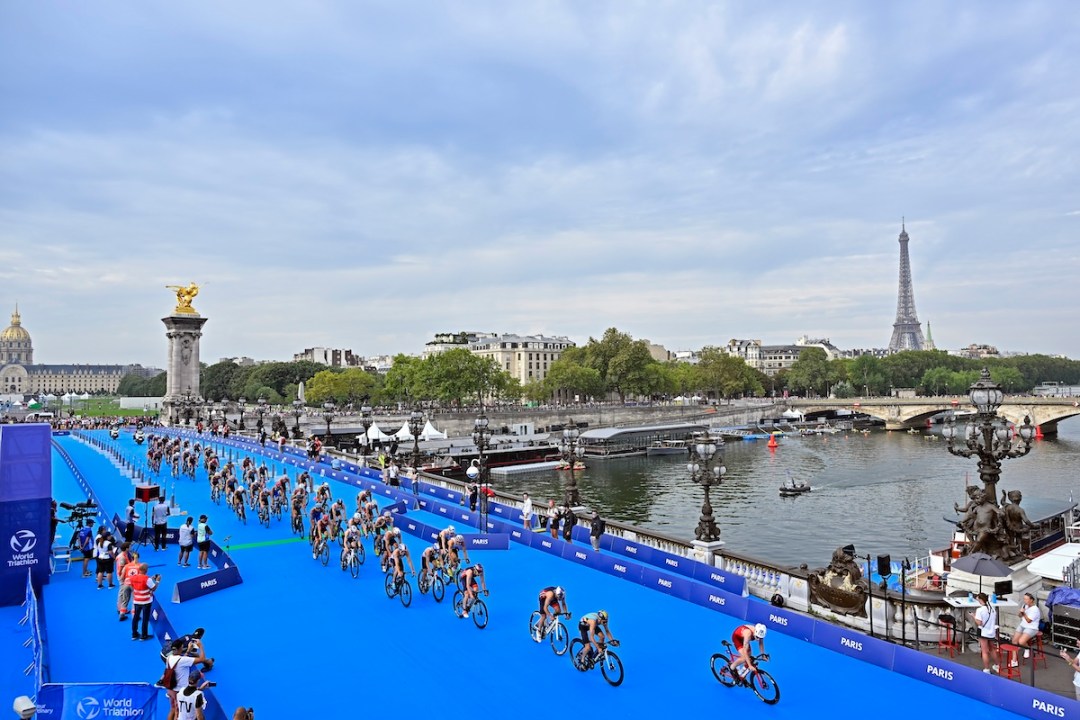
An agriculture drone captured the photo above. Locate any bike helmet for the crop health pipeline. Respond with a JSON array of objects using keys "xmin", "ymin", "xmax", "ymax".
[
  {"xmin": 448, "ymin": 525, "xmax": 456, "ymax": 534},
  {"xmin": 554, "ymin": 586, "xmax": 565, "ymax": 599},
  {"xmin": 753, "ymin": 623, "xmax": 767, "ymax": 639},
  {"xmin": 597, "ymin": 610, "xmax": 608, "ymax": 622},
  {"xmin": 454, "ymin": 535, "xmax": 464, "ymax": 544},
  {"xmin": 352, "ymin": 513, "xmax": 362, "ymax": 523},
  {"xmin": 393, "ymin": 528, "xmax": 401, "ymax": 536},
  {"xmin": 474, "ymin": 564, "xmax": 484, "ymax": 575}
]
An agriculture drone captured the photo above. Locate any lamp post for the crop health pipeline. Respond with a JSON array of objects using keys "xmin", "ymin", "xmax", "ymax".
[
  {"xmin": 408, "ymin": 408, "xmax": 424, "ymax": 500},
  {"xmin": 322, "ymin": 401, "xmax": 336, "ymax": 447},
  {"xmin": 255, "ymin": 397, "xmax": 268, "ymax": 434},
  {"xmin": 472, "ymin": 412, "xmax": 493, "ymax": 531},
  {"xmin": 561, "ymin": 419, "xmax": 585, "ymax": 507},
  {"xmin": 292, "ymin": 400, "xmax": 304, "ymax": 439},
  {"xmin": 359, "ymin": 405, "xmax": 373, "ymax": 457},
  {"xmin": 238, "ymin": 397, "xmax": 247, "ymax": 431},
  {"xmin": 942, "ymin": 367, "xmax": 1035, "ymax": 508},
  {"xmin": 687, "ymin": 435, "xmax": 726, "ymax": 542}
]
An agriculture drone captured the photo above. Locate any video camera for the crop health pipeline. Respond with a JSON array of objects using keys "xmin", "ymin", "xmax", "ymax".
[{"xmin": 58, "ymin": 500, "xmax": 97, "ymax": 524}]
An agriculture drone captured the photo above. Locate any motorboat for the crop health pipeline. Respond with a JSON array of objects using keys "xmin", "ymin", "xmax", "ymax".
[
  {"xmin": 646, "ymin": 439, "xmax": 688, "ymax": 456},
  {"xmin": 779, "ymin": 481, "xmax": 811, "ymax": 497}
]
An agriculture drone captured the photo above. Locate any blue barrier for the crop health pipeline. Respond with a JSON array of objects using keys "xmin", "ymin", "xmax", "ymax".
[
  {"xmin": 36, "ymin": 681, "xmax": 159, "ymax": 719},
  {"xmin": 172, "ymin": 564, "xmax": 243, "ymax": 603},
  {"xmin": 687, "ymin": 582, "xmax": 749, "ymax": 618},
  {"xmin": 639, "ymin": 567, "xmax": 693, "ymax": 601},
  {"xmin": 465, "ymin": 534, "xmax": 509, "ymax": 550},
  {"xmin": 610, "ymin": 537, "xmax": 654, "ymax": 565},
  {"xmin": 811, "ymin": 620, "xmax": 896, "ymax": 669},
  {"xmin": 596, "ymin": 555, "xmax": 644, "ymax": 584},
  {"xmin": 649, "ymin": 547, "xmax": 698, "ymax": 579},
  {"xmin": 561, "ymin": 543, "xmax": 594, "ymax": 566},
  {"xmin": 744, "ymin": 601, "xmax": 815, "ymax": 642},
  {"xmin": 994, "ymin": 683, "xmax": 1078, "ymax": 720},
  {"xmin": 534, "ymin": 535, "xmax": 563, "ymax": 556},
  {"xmin": 690, "ymin": 562, "xmax": 747, "ymax": 596},
  {"xmin": 891, "ymin": 644, "xmax": 995, "ymax": 702}
]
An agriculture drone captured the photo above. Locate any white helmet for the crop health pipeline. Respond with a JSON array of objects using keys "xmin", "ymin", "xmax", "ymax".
[
  {"xmin": 454, "ymin": 535, "xmax": 464, "ymax": 544},
  {"xmin": 554, "ymin": 586, "xmax": 565, "ymax": 599},
  {"xmin": 753, "ymin": 623, "xmax": 767, "ymax": 639}
]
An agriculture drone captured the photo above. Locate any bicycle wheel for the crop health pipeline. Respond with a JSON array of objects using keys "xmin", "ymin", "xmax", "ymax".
[
  {"xmin": 418, "ymin": 572, "xmax": 430, "ymax": 595},
  {"xmin": 550, "ymin": 621, "xmax": 569, "ymax": 656},
  {"xmin": 472, "ymin": 600, "xmax": 489, "ymax": 629},
  {"xmin": 710, "ymin": 654, "xmax": 736, "ymax": 687},
  {"xmin": 749, "ymin": 670, "xmax": 780, "ymax": 705},
  {"xmin": 529, "ymin": 611, "xmax": 544, "ymax": 643},
  {"xmin": 600, "ymin": 650, "xmax": 624, "ymax": 687},
  {"xmin": 432, "ymin": 575, "xmax": 445, "ymax": 603},
  {"xmin": 348, "ymin": 553, "xmax": 360, "ymax": 579},
  {"xmin": 384, "ymin": 572, "xmax": 396, "ymax": 598},
  {"xmin": 400, "ymin": 580, "xmax": 412, "ymax": 608},
  {"xmin": 569, "ymin": 639, "xmax": 589, "ymax": 672},
  {"xmin": 452, "ymin": 590, "xmax": 464, "ymax": 618},
  {"xmin": 356, "ymin": 543, "xmax": 365, "ymax": 565},
  {"xmin": 318, "ymin": 542, "xmax": 329, "ymax": 566},
  {"xmin": 339, "ymin": 547, "xmax": 348, "ymax": 571}
]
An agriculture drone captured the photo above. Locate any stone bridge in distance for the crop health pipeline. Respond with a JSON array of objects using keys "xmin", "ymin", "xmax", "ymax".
[{"xmin": 786, "ymin": 395, "xmax": 1080, "ymax": 434}]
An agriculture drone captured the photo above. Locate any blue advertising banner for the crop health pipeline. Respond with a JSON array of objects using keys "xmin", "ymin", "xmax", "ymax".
[
  {"xmin": 533, "ymin": 535, "xmax": 563, "ymax": 556},
  {"xmin": 811, "ymin": 621, "xmax": 896, "ymax": 669},
  {"xmin": 561, "ymin": 543, "xmax": 593, "ymax": 566},
  {"xmin": 0, "ymin": 497, "xmax": 52, "ymax": 606},
  {"xmin": 690, "ymin": 563, "xmax": 747, "ymax": 596},
  {"xmin": 648, "ymin": 547, "xmax": 697, "ymax": 578},
  {"xmin": 596, "ymin": 555, "xmax": 644, "ymax": 583},
  {"xmin": 465, "ymin": 534, "xmax": 509, "ymax": 550},
  {"xmin": 991, "ymin": 681, "xmax": 1079, "ymax": 720},
  {"xmin": 891, "ymin": 645, "xmax": 995, "ymax": 706},
  {"xmin": 39, "ymin": 682, "xmax": 159, "ymax": 720},
  {"xmin": 638, "ymin": 567, "xmax": 693, "ymax": 600},
  {"xmin": 0, "ymin": 424, "xmax": 51, "ymax": 502},
  {"xmin": 610, "ymin": 537, "xmax": 653, "ymax": 565},
  {"xmin": 172, "ymin": 564, "xmax": 243, "ymax": 603},
  {"xmin": 687, "ymin": 582, "xmax": 749, "ymax": 619},
  {"xmin": 744, "ymin": 600, "xmax": 815, "ymax": 642}
]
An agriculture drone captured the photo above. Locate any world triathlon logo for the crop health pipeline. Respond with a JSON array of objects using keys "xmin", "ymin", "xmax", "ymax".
[
  {"xmin": 76, "ymin": 697, "xmax": 100, "ymax": 719},
  {"xmin": 10, "ymin": 529, "xmax": 36, "ymax": 554}
]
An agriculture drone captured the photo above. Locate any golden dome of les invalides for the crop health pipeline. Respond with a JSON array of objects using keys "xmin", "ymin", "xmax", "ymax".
[{"xmin": 0, "ymin": 306, "xmax": 31, "ymax": 343}]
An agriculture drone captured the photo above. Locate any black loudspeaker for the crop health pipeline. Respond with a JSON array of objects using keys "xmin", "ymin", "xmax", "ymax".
[
  {"xmin": 135, "ymin": 484, "xmax": 160, "ymax": 503},
  {"xmin": 994, "ymin": 580, "xmax": 1013, "ymax": 596},
  {"xmin": 877, "ymin": 554, "xmax": 892, "ymax": 577}
]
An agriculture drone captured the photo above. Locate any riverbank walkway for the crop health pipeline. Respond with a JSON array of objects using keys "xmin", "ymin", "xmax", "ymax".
[{"xmin": 3, "ymin": 429, "xmax": 1072, "ymax": 719}]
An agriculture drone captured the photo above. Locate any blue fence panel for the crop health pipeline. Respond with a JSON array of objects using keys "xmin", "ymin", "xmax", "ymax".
[
  {"xmin": 892, "ymin": 645, "xmax": 996, "ymax": 705},
  {"xmin": 687, "ymin": 582, "xmax": 749, "ymax": 619},
  {"xmin": 639, "ymin": 567, "xmax": 693, "ymax": 601},
  {"xmin": 561, "ymin": 543, "xmax": 593, "ymax": 566},
  {"xmin": 596, "ymin": 555, "xmax": 644, "ymax": 583},
  {"xmin": 743, "ymin": 600, "xmax": 816, "ymax": 642},
  {"xmin": 648, "ymin": 547, "xmax": 697, "ymax": 579},
  {"xmin": 610, "ymin": 537, "xmax": 654, "ymax": 565},
  {"xmin": 811, "ymin": 621, "xmax": 896, "ymax": 669},
  {"xmin": 690, "ymin": 563, "xmax": 747, "ymax": 596}
]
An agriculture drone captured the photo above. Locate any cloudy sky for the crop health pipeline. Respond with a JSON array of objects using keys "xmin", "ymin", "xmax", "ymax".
[{"xmin": 2, "ymin": 2, "xmax": 1078, "ymax": 368}]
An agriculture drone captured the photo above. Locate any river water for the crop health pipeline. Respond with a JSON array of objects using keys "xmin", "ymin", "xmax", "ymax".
[{"xmin": 491, "ymin": 419, "xmax": 1080, "ymax": 568}]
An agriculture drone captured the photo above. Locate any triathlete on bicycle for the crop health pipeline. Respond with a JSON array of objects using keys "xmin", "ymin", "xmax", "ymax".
[
  {"xmin": 729, "ymin": 623, "xmax": 767, "ymax": 680},
  {"xmin": 209, "ymin": 473, "xmax": 222, "ymax": 500},
  {"xmin": 258, "ymin": 484, "xmax": 272, "ymax": 518},
  {"xmin": 372, "ymin": 513, "xmax": 394, "ymax": 554},
  {"xmin": 538, "ymin": 586, "xmax": 570, "ymax": 628},
  {"xmin": 329, "ymin": 499, "xmax": 347, "ymax": 540},
  {"xmin": 381, "ymin": 527, "xmax": 403, "ymax": 569},
  {"xmin": 445, "ymin": 533, "xmax": 470, "ymax": 568},
  {"xmin": 233, "ymin": 485, "xmax": 247, "ymax": 522},
  {"xmin": 389, "ymin": 541, "xmax": 415, "ymax": 586},
  {"xmin": 311, "ymin": 514, "xmax": 332, "ymax": 557},
  {"xmin": 420, "ymin": 542, "xmax": 442, "ymax": 581},
  {"xmin": 578, "ymin": 611, "xmax": 618, "ymax": 665},
  {"xmin": 459, "ymin": 564, "xmax": 488, "ymax": 618},
  {"xmin": 437, "ymin": 525, "xmax": 457, "ymax": 553},
  {"xmin": 315, "ymin": 482, "xmax": 332, "ymax": 506},
  {"xmin": 343, "ymin": 517, "xmax": 362, "ymax": 559}
]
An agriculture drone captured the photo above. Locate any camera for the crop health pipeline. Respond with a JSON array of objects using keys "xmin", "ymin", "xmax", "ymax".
[
  {"xmin": 13, "ymin": 695, "xmax": 36, "ymax": 719},
  {"xmin": 59, "ymin": 500, "xmax": 97, "ymax": 524}
]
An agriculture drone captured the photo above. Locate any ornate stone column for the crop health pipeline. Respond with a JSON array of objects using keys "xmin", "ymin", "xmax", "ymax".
[{"xmin": 161, "ymin": 285, "xmax": 207, "ymax": 425}]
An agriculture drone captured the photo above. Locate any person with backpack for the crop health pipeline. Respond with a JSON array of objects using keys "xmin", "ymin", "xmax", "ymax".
[
  {"xmin": 161, "ymin": 640, "xmax": 215, "ymax": 720},
  {"xmin": 71, "ymin": 518, "xmax": 95, "ymax": 578}
]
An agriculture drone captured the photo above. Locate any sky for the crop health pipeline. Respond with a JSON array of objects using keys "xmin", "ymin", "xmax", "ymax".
[{"xmin": 1, "ymin": 1, "xmax": 1078, "ymax": 368}]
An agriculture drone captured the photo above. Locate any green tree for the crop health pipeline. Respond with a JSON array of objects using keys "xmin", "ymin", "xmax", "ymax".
[
  {"xmin": 200, "ymin": 361, "xmax": 240, "ymax": 401},
  {"xmin": 786, "ymin": 348, "xmax": 831, "ymax": 396}
]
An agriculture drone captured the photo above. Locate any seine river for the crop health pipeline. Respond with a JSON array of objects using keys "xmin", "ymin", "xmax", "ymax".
[{"xmin": 491, "ymin": 419, "xmax": 1080, "ymax": 568}]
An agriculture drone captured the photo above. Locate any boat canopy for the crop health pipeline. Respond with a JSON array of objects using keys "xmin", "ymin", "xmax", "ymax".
[{"xmin": 578, "ymin": 423, "xmax": 708, "ymax": 442}]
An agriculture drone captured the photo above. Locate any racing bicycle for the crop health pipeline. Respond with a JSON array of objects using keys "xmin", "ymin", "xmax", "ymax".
[
  {"xmin": 709, "ymin": 641, "xmax": 779, "ymax": 704},
  {"xmin": 569, "ymin": 639, "xmax": 623, "ymax": 687}
]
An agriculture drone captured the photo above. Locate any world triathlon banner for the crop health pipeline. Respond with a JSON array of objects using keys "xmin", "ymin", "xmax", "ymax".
[
  {"xmin": 36, "ymin": 682, "xmax": 158, "ymax": 719},
  {"xmin": 0, "ymin": 424, "xmax": 52, "ymax": 606}
]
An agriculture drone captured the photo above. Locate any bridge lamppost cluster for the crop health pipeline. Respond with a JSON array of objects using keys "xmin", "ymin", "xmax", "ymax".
[
  {"xmin": 255, "ymin": 397, "xmax": 268, "ymax": 434},
  {"xmin": 238, "ymin": 397, "xmax": 247, "ymax": 431},
  {"xmin": 561, "ymin": 419, "xmax": 584, "ymax": 507},
  {"xmin": 359, "ymin": 405, "xmax": 373, "ymax": 457},
  {"xmin": 322, "ymin": 401, "xmax": 336, "ymax": 447},
  {"xmin": 472, "ymin": 412, "xmax": 493, "ymax": 531},
  {"xmin": 942, "ymin": 367, "xmax": 1035, "ymax": 506},
  {"xmin": 408, "ymin": 409, "xmax": 424, "ymax": 500},
  {"xmin": 687, "ymin": 435, "xmax": 726, "ymax": 543},
  {"xmin": 292, "ymin": 400, "xmax": 304, "ymax": 439}
]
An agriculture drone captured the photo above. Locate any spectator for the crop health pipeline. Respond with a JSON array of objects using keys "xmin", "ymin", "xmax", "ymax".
[
  {"xmin": 95, "ymin": 531, "xmax": 116, "ymax": 590},
  {"xmin": 129, "ymin": 563, "xmax": 160, "ymax": 640},
  {"xmin": 546, "ymin": 499, "xmax": 559, "ymax": 538},
  {"xmin": 72, "ymin": 518, "xmax": 95, "ymax": 577},
  {"xmin": 562, "ymin": 505, "xmax": 576, "ymax": 543},
  {"xmin": 195, "ymin": 515, "xmax": 213, "ymax": 570},
  {"xmin": 590, "ymin": 512, "xmax": 606, "ymax": 551},
  {"xmin": 468, "ymin": 484, "xmax": 479, "ymax": 512},
  {"xmin": 124, "ymin": 499, "xmax": 139, "ymax": 544},
  {"xmin": 178, "ymin": 517, "xmax": 195, "ymax": 568},
  {"xmin": 520, "ymin": 492, "xmax": 533, "ymax": 533},
  {"xmin": 152, "ymin": 497, "xmax": 173, "ymax": 551},
  {"xmin": 164, "ymin": 640, "xmax": 215, "ymax": 720}
]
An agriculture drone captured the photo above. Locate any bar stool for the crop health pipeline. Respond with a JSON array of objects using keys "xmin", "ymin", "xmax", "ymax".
[
  {"xmin": 937, "ymin": 614, "xmax": 958, "ymax": 657},
  {"xmin": 1024, "ymin": 631, "xmax": 1048, "ymax": 669},
  {"xmin": 997, "ymin": 643, "xmax": 1021, "ymax": 680}
]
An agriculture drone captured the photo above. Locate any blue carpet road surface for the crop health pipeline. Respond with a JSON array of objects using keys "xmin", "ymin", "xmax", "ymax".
[{"xmin": 25, "ymin": 431, "xmax": 1023, "ymax": 720}]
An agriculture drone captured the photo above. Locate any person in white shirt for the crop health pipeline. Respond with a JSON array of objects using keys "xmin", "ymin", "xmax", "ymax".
[
  {"xmin": 522, "ymin": 493, "xmax": 534, "ymax": 530},
  {"xmin": 1012, "ymin": 592, "xmax": 1042, "ymax": 659},
  {"xmin": 177, "ymin": 517, "xmax": 195, "ymax": 568},
  {"xmin": 968, "ymin": 592, "xmax": 999, "ymax": 674}
]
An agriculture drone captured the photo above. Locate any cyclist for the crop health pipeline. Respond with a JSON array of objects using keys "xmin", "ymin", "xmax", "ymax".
[
  {"xmin": 316, "ymin": 482, "xmax": 332, "ymax": 506},
  {"xmin": 372, "ymin": 512, "xmax": 394, "ymax": 555},
  {"xmin": 342, "ymin": 517, "xmax": 362, "ymax": 566},
  {"xmin": 446, "ymin": 533, "xmax": 470, "ymax": 567},
  {"xmin": 458, "ymin": 563, "xmax": 488, "ymax": 619},
  {"xmin": 233, "ymin": 484, "xmax": 247, "ymax": 522},
  {"xmin": 329, "ymin": 499, "xmax": 347, "ymax": 540},
  {"xmin": 437, "ymin": 525, "xmax": 457, "ymax": 553},
  {"xmin": 257, "ymin": 484, "xmax": 272, "ymax": 520},
  {"xmin": 381, "ymin": 527, "xmax": 402, "ymax": 569},
  {"xmin": 389, "ymin": 541, "xmax": 415, "ymax": 587},
  {"xmin": 577, "ymin": 610, "xmax": 618, "ymax": 666},
  {"xmin": 420, "ymin": 542, "xmax": 442, "ymax": 582},
  {"xmin": 537, "ymin": 586, "xmax": 570, "ymax": 630},
  {"xmin": 729, "ymin": 623, "xmax": 768, "ymax": 681},
  {"xmin": 311, "ymin": 513, "xmax": 332, "ymax": 558},
  {"xmin": 209, "ymin": 473, "xmax": 222, "ymax": 501}
]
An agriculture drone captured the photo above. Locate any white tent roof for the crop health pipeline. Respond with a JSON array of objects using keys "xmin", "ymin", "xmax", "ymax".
[
  {"xmin": 366, "ymin": 423, "xmax": 393, "ymax": 441},
  {"xmin": 393, "ymin": 421, "xmax": 414, "ymax": 440},
  {"xmin": 420, "ymin": 420, "xmax": 447, "ymax": 440}
]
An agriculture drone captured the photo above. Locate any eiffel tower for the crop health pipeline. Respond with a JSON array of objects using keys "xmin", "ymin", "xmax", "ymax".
[{"xmin": 888, "ymin": 220, "xmax": 926, "ymax": 352}]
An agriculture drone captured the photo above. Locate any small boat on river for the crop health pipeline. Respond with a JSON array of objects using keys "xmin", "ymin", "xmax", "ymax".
[
  {"xmin": 779, "ymin": 480, "xmax": 811, "ymax": 497},
  {"xmin": 646, "ymin": 439, "xmax": 688, "ymax": 456}
]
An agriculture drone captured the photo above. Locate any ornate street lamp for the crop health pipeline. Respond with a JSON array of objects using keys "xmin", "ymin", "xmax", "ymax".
[
  {"xmin": 687, "ymin": 435, "xmax": 726, "ymax": 543},
  {"xmin": 322, "ymin": 401, "xmax": 336, "ymax": 447},
  {"xmin": 255, "ymin": 397, "xmax": 268, "ymax": 433},
  {"xmin": 561, "ymin": 419, "xmax": 585, "ymax": 507},
  {"xmin": 238, "ymin": 397, "xmax": 247, "ymax": 431},
  {"xmin": 359, "ymin": 405, "xmax": 373, "ymax": 457},
  {"xmin": 408, "ymin": 408, "xmax": 424, "ymax": 500},
  {"xmin": 472, "ymin": 413, "xmax": 493, "ymax": 530},
  {"xmin": 942, "ymin": 367, "xmax": 1035, "ymax": 507},
  {"xmin": 292, "ymin": 400, "xmax": 304, "ymax": 439}
]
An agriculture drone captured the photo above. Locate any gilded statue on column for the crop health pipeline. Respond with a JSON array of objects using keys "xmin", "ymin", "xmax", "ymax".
[{"xmin": 166, "ymin": 283, "xmax": 200, "ymax": 315}]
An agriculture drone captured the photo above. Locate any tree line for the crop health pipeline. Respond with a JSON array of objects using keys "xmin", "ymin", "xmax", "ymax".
[{"xmin": 117, "ymin": 330, "xmax": 1080, "ymax": 407}]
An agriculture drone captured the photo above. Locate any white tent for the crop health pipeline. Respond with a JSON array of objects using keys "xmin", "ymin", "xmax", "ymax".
[
  {"xmin": 393, "ymin": 421, "xmax": 414, "ymax": 440},
  {"xmin": 420, "ymin": 420, "xmax": 447, "ymax": 440},
  {"xmin": 366, "ymin": 423, "xmax": 393, "ymax": 441}
]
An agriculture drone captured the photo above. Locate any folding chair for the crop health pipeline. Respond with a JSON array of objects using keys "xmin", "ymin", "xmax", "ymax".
[{"xmin": 51, "ymin": 545, "xmax": 72, "ymax": 573}]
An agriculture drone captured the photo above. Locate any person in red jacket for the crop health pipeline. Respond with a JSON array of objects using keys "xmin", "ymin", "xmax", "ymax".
[{"xmin": 128, "ymin": 563, "xmax": 160, "ymax": 640}]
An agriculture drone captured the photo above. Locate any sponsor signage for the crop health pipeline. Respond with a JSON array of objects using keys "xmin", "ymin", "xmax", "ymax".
[
  {"xmin": 37, "ymin": 681, "xmax": 158, "ymax": 719},
  {"xmin": 464, "ymin": 534, "xmax": 509, "ymax": 550},
  {"xmin": 743, "ymin": 600, "xmax": 815, "ymax": 641},
  {"xmin": 687, "ymin": 582, "xmax": 749, "ymax": 619},
  {"xmin": 690, "ymin": 562, "xmax": 747, "ymax": 596},
  {"xmin": 811, "ymin": 621, "xmax": 895, "ymax": 669},
  {"xmin": 172, "ymin": 564, "xmax": 243, "ymax": 603}
]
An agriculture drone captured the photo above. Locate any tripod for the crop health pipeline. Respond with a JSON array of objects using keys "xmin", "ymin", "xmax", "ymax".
[{"xmin": 135, "ymin": 501, "xmax": 153, "ymax": 548}]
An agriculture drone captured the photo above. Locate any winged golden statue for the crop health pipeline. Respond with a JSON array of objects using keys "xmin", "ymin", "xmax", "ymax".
[{"xmin": 166, "ymin": 282, "xmax": 200, "ymax": 315}]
